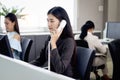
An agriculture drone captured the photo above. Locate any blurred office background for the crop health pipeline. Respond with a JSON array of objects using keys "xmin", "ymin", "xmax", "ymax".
[
  {"xmin": 0, "ymin": 0, "xmax": 120, "ymax": 35},
  {"xmin": 1, "ymin": 0, "xmax": 119, "ymax": 79}
]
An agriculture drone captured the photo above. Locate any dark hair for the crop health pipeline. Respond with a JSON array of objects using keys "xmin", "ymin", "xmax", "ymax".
[
  {"xmin": 5, "ymin": 13, "xmax": 20, "ymax": 34},
  {"xmin": 47, "ymin": 6, "xmax": 74, "ymax": 39},
  {"xmin": 80, "ymin": 20, "xmax": 95, "ymax": 39},
  {"xmin": 47, "ymin": 6, "xmax": 77, "ymax": 72}
]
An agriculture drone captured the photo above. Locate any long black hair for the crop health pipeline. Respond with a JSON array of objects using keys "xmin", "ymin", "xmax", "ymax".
[
  {"xmin": 47, "ymin": 6, "xmax": 74, "ymax": 39},
  {"xmin": 80, "ymin": 20, "xmax": 95, "ymax": 39},
  {"xmin": 47, "ymin": 6, "xmax": 77, "ymax": 76},
  {"xmin": 5, "ymin": 13, "xmax": 20, "ymax": 34}
]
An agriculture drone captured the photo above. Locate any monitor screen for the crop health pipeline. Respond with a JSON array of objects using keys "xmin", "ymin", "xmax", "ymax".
[
  {"xmin": 106, "ymin": 22, "xmax": 120, "ymax": 39},
  {"xmin": 0, "ymin": 34, "xmax": 13, "ymax": 58}
]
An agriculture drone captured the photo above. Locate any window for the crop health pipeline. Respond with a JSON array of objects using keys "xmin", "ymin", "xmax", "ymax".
[{"xmin": 0, "ymin": 0, "xmax": 76, "ymax": 33}]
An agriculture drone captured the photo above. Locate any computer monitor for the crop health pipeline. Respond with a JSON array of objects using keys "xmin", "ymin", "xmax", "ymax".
[
  {"xmin": 0, "ymin": 34, "xmax": 13, "ymax": 58},
  {"xmin": 106, "ymin": 22, "xmax": 120, "ymax": 39}
]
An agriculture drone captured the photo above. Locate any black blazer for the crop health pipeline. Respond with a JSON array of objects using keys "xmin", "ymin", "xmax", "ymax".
[{"xmin": 30, "ymin": 36, "xmax": 76, "ymax": 78}]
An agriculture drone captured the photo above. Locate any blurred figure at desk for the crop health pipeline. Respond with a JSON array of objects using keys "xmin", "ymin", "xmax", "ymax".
[
  {"xmin": 79, "ymin": 20, "xmax": 110, "ymax": 80},
  {"xmin": 4, "ymin": 13, "xmax": 22, "ymax": 59}
]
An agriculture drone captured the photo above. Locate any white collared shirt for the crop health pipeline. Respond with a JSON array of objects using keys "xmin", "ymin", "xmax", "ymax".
[
  {"xmin": 7, "ymin": 31, "xmax": 22, "ymax": 52},
  {"xmin": 85, "ymin": 32, "xmax": 107, "ymax": 54}
]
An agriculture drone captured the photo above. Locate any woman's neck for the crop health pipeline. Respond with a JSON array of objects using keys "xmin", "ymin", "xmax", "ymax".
[{"xmin": 88, "ymin": 29, "xmax": 93, "ymax": 33}]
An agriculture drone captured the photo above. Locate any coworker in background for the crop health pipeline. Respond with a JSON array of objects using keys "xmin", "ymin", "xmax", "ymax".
[
  {"xmin": 30, "ymin": 6, "xmax": 78, "ymax": 79},
  {"xmin": 80, "ymin": 20, "xmax": 110, "ymax": 80},
  {"xmin": 4, "ymin": 13, "xmax": 22, "ymax": 59}
]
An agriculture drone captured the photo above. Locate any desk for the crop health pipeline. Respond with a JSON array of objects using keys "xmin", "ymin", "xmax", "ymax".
[
  {"xmin": 0, "ymin": 54, "xmax": 75, "ymax": 80},
  {"xmin": 100, "ymin": 39, "xmax": 112, "ymax": 62},
  {"xmin": 100, "ymin": 38, "xmax": 114, "ymax": 44}
]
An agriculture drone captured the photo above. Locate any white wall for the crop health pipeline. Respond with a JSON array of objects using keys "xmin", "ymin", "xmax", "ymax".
[
  {"xmin": 106, "ymin": 0, "xmax": 120, "ymax": 22},
  {"xmin": 77, "ymin": 0, "xmax": 104, "ymax": 31},
  {"xmin": 117, "ymin": 0, "xmax": 120, "ymax": 21},
  {"xmin": 107, "ymin": 0, "xmax": 118, "ymax": 22}
]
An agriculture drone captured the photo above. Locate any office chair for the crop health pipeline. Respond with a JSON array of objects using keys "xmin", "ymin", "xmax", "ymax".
[
  {"xmin": 20, "ymin": 37, "xmax": 33, "ymax": 62},
  {"xmin": 108, "ymin": 39, "xmax": 120, "ymax": 80},
  {"xmin": 76, "ymin": 46, "xmax": 95, "ymax": 80},
  {"xmin": 75, "ymin": 39, "xmax": 106, "ymax": 80},
  {"xmin": 75, "ymin": 39, "xmax": 89, "ymax": 48}
]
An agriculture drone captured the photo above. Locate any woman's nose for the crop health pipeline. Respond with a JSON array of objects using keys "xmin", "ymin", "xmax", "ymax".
[{"xmin": 48, "ymin": 22, "xmax": 51, "ymax": 27}]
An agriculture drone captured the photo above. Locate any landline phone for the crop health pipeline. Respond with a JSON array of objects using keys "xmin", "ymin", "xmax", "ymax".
[
  {"xmin": 57, "ymin": 20, "xmax": 66, "ymax": 32},
  {"xmin": 47, "ymin": 20, "xmax": 66, "ymax": 71}
]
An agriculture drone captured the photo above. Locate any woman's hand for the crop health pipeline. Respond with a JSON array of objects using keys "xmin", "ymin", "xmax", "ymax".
[{"xmin": 50, "ymin": 29, "xmax": 63, "ymax": 50}]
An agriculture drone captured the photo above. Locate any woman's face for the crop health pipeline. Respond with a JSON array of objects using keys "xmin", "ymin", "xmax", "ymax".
[
  {"xmin": 4, "ymin": 18, "xmax": 15, "ymax": 32},
  {"xmin": 47, "ymin": 14, "xmax": 60, "ymax": 33}
]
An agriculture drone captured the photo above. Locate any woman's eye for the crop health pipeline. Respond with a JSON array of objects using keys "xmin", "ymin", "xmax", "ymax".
[{"xmin": 51, "ymin": 21, "xmax": 54, "ymax": 23}]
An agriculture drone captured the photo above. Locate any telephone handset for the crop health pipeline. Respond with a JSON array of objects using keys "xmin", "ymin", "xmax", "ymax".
[
  {"xmin": 48, "ymin": 20, "xmax": 66, "ymax": 71},
  {"xmin": 57, "ymin": 20, "xmax": 66, "ymax": 32}
]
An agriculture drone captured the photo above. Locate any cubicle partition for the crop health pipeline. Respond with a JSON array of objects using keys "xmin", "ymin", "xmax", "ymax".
[
  {"xmin": 21, "ymin": 33, "xmax": 49, "ymax": 62},
  {"xmin": 0, "ymin": 54, "xmax": 75, "ymax": 80},
  {"xmin": 21, "ymin": 31, "xmax": 102, "ymax": 62}
]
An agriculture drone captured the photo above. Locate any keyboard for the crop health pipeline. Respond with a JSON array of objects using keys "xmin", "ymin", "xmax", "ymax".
[{"xmin": 100, "ymin": 38, "xmax": 114, "ymax": 44}]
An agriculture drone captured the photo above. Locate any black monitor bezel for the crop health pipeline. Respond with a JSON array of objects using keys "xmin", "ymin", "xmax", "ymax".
[
  {"xmin": 106, "ymin": 22, "xmax": 120, "ymax": 39},
  {"xmin": 0, "ymin": 34, "xmax": 13, "ymax": 58}
]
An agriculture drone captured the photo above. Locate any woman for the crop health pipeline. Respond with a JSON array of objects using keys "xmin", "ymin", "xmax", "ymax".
[
  {"xmin": 80, "ymin": 20, "xmax": 110, "ymax": 80},
  {"xmin": 30, "ymin": 6, "xmax": 78, "ymax": 78},
  {"xmin": 4, "ymin": 13, "xmax": 22, "ymax": 59}
]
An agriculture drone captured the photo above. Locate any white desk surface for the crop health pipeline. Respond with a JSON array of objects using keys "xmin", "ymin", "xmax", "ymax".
[
  {"xmin": 0, "ymin": 54, "xmax": 75, "ymax": 80},
  {"xmin": 100, "ymin": 38, "xmax": 114, "ymax": 44}
]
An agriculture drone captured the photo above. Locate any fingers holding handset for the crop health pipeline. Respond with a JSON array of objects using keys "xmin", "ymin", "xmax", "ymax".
[{"xmin": 50, "ymin": 20, "xmax": 66, "ymax": 42}]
